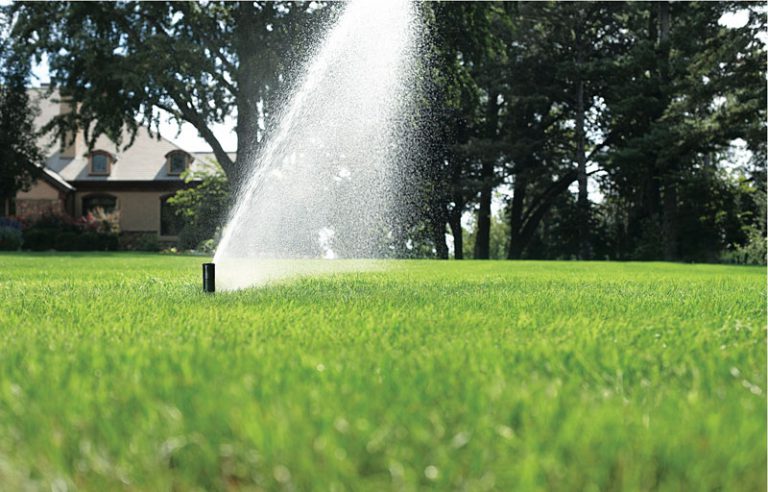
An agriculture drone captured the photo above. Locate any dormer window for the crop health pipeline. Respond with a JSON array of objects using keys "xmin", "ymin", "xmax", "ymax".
[
  {"xmin": 166, "ymin": 150, "xmax": 191, "ymax": 176},
  {"xmin": 89, "ymin": 150, "xmax": 113, "ymax": 176}
]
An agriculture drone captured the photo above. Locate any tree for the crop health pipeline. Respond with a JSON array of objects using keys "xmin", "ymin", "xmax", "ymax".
[
  {"xmin": 0, "ymin": 34, "xmax": 41, "ymax": 213},
  {"xmin": 424, "ymin": 2, "xmax": 632, "ymax": 260},
  {"xmin": 505, "ymin": 3, "xmax": 629, "ymax": 259},
  {"xmin": 5, "ymin": 1, "xmax": 337, "ymax": 183},
  {"xmin": 600, "ymin": 2, "xmax": 766, "ymax": 261},
  {"xmin": 167, "ymin": 166, "xmax": 230, "ymax": 251},
  {"xmin": 464, "ymin": 3, "xmax": 508, "ymax": 260},
  {"xmin": 8, "ymin": 1, "xmax": 764, "ymax": 262},
  {"xmin": 417, "ymin": 2, "xmax": 485, "ymax": 259}
]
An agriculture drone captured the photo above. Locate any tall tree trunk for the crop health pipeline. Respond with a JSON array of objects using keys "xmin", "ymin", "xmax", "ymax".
[
  {"xmin": 645, "ymin": 175, "xmax": 661, "ymax": 224},
  {"xmin": 657, "ymin": 1, "xmax": 678, "ymax": 261},
  {"xmin": 234, "ymin": 2, "xmax": 264, "ymax": 190},
  {"xmin": 507, "ymin": 174, "xmax": 526, "ymax": 259},
  {"xmin": 474, "ymin": 162, "xmax": 493, "ymax": 259},
  {"xmin": 434, "ymin": 232, "xmax": 449, "ymax": 259},
  {"xmin": 658, "ymin": 2, "xmax": 671, "ymax": 60},
  {"xmin": 450, "ymin": 221, "xmax": 463, "ymax": 259},
  {"xmin": 431, "ymin": 207, "xmax": 449, "ymax": 259},
  {"xmin": 511, "ymin": 170, "xmax": 583, "ymax": 259},
  {"xmin": 474, "ymin": 89, "xmax": 499, "ymax": 260},
  {"xmin": 574, "ymin": 17, "xmax": 591, "ymax": 260},
  {"xmin": 576, "ymin": 77, "xmax": 591, "ymax": 259},
  {"xmin": 448, "ymin": 197, "xmax": 464, "ymax": 260},
  {"xmin": 662, "ymin": 184, "xmax": 678, "ymax": 260}
]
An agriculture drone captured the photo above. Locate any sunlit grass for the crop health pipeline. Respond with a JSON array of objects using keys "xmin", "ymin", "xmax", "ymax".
[{"xmin": 0, "ymin": 253, "xmax": 764, "ymax": 490}]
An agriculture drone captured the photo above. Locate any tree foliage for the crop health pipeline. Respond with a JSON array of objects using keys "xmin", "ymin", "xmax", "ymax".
[
  {"xmin": 6, "ymin": 1, "xmax": 337, "ymax": 182},
  {"xmin": 4, "ymin": 1, "xmax": 765, "ymax": 262},
  {"xmin": 167, "ymin": 167, "xmax": 230, "ymax": 250},
  {"xmin": 0, "ymin": 31, "xmax": 41, "ymax": 205},
  {"xmin": 420, "ymin": 1, "xmax": 766, "ymax": 262}
]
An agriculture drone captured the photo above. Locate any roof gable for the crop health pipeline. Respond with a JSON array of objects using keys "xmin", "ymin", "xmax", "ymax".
[{"xmin": 29, "ymin": 89, "xmax": 229, "ymax": 182}]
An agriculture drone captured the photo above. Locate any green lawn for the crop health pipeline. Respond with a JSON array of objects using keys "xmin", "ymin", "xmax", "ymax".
[{"xmin": 0, "ymin": 253, "xmax": 764, "ymax": 491}]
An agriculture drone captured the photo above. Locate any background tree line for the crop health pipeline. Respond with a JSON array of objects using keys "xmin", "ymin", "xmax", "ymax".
[
  {"xmin": 416, "ymin": 1, "xmax": 765, "ymax": 263},
  {"xmin": 2, "ymin": 1, "xmax": 765, "ymax": 262}
]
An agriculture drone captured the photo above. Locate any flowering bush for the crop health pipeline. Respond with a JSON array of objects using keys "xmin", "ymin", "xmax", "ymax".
[
  {"xmin": 22, "ymin": 211, "xmax": 119, "ymax": 251},
  {"xmin": 76, "ymin": 207, "xmax": 121, "ymax": 234},
  {"xmin": 0, "ymin": 217, "xmax": 23, "ymax": 231},
  {"xmin": 25, "ymin": 211, "xmax": 78, "ymax": 233}
]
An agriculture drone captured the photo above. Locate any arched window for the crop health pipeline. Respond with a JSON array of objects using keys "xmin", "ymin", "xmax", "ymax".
[
  {"xmin": 89, "ymin": 150, "xmax": 114, "ymax": 176},
  {"xmin": 160, "ymin": 194, "xmax": 183, "ymax": 236},
  {"xmin": 82, "ymin": 194, "xmax": 117, "ymax": 215},
  {"xmin": 166, "ymin": 150, "xmax": 191, "ymax": 176}
]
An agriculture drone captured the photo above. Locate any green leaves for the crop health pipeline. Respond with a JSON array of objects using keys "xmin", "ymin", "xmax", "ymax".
[
  {"xmin": 0, "ymin": 33, "xmax": 41, "ymax": 202},
  {"xmin": 167, "ymin": 167, "xmax": 230, "ymax": 249},
  {"xmin": 5, "ymin": 1, "xmax": 334, "ymax": 177}
]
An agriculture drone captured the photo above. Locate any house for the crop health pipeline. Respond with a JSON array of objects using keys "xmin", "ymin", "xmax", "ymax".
[{"xmin": 8, "ymin": 87, "xmax": 232, "ymax": 243}]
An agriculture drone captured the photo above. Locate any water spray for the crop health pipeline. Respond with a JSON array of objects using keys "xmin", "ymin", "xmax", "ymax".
[
  {"xmin": 202, "ymin": 263, "xmax": 215, "ymax": 293},
  {"xmin": 209, "ymin": 0, "xmax": 420, "ymax": 291}
]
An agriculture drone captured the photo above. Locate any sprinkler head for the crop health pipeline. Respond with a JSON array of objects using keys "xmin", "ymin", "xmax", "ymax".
[{"xmin": 202, "ymin": 263, "xmax": 215, "ymax": 293}]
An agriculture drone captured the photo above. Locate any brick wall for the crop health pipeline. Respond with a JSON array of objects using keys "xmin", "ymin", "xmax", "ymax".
[{"xmin": 16, "ymin": 199, "xmax": 64, "ymax": 219}]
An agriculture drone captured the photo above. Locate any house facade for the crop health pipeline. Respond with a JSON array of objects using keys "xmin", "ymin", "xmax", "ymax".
[{"xmin": 9, "ymin": 88, "xmax": 232, "ymax": 242}]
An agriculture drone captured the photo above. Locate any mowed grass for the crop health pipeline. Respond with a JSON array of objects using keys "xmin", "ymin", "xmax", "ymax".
[{"xmin": 0, "ymin": 253, "xmax": 764, "ymax": 491}]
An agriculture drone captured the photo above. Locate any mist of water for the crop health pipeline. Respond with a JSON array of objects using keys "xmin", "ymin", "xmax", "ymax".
[{"xmin": 213, "ymin": 0, "xmax": 422, "ymax": 290}]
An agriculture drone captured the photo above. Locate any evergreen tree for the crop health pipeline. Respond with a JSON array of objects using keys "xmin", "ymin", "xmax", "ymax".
[
  {"xmin": 0, "ymin": 35, "xmax": 41, "ymax": 213},
  {"xmin": 601, "ymin": 2, "xmax": 766, "ymax": 260}
]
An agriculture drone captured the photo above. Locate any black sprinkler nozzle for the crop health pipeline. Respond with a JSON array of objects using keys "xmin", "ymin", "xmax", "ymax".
[{"xmin": 203, "ymin": 263, "xmax": 215, "ymax": 293}]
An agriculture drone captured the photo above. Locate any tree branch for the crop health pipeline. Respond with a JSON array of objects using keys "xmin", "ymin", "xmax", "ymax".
[
  {"xmin": 118, "ymin": 11, "xmax": 237, "ymax": 176},
  {"xmin": 521, "ymin": 169, "xmax": 578, "ymax": 227},
  {"xmin": 166, "ymin": 94, "xmax": 236, "ymax": 177},
  {"xmin": 137, "ymin": 9, "xmax": 238, "ymax": 98},
  {"xmin": 586, "ymin": 132, "xmax": 613, "ymax": 162}
]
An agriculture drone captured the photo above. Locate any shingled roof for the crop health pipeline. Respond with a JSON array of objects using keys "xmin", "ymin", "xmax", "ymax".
[{"xmin": 29, "ymin": 88, "xmax": 227, "ymax": 182}]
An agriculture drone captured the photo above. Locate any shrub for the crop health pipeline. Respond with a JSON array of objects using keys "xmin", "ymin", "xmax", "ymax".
[
  {"xmin": 54, "ymin": 231, "xmax": 79, "ymax": 251},
  {"xmin": 0, "ymin": 226, "xmax": 22, "ymax": 251},
  {"xmin": 178, "ymin": 226, "xmax": 205, "ymax": 250},
  {"xmin": 21, "ymin": 211, "xmax": 120, "ymax": 252},
  {"xmin": 22, "ymin": 228, "xmax": 56, "ymax": 251},
  {"xmin": 22, "ymin": 212, "xmax": 77, "ymax": 251},
  {"xmin": 30, "ymin": 211, "xmax": 78, "ymax": 233},
  {"xmin": 0, "ymin": 217, "xmax": 23, "ymax": 231},
  {"xmin": 168, "ymin": 169, "xmax": 230, "ymax": 250},
  {"xmin": 77, "ymin": 231, "xmax": 101, "ymax": 251},
  {"xmin": 724, "ymin": 226, "xmax": 767, "ymax": 265},
  {"xmin": 136, "ymin": 233, "xmax": 160, "ymax": 252},
  {"xmin": 77, "ymin": 208, "xmax": 121, "ymax": 234},
  {"xmin": 96, "ymin": 234, "xmax": 119, "ymax": 251},
  {"xmin": 196, "ymin": 237, "xmax": 218, "ymax": 254}
]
